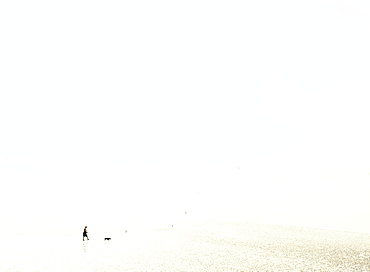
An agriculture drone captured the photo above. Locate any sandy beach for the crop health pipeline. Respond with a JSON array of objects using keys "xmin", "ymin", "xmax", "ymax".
[{"xmin": 1, "ymin": 220, "xmax": 370, "ymax": 272}]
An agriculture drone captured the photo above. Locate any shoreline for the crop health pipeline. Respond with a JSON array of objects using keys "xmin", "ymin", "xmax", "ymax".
[{"xmin": 2, "ymin": 220, "xmax": 370, "ymax": 271}]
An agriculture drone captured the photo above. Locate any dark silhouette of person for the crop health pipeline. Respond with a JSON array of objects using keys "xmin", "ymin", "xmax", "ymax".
[{"xmin": 83, "ymin": 226, "xmax": 89, "ymax": 241}]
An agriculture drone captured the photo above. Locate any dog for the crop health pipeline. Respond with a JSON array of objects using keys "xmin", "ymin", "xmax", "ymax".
[{"xmin": 104, "ymin": 238, "xmax": 111, "ymax": 241}]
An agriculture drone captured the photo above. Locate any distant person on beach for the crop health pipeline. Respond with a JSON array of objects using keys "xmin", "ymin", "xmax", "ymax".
[{"xmin": 83, "ymin": 226, "xmax": 89, "ymax": 241}]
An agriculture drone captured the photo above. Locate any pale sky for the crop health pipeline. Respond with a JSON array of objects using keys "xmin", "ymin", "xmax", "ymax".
[{"xmin": 1, "ymin": 0, "xmax": 370, "ymax": 234}]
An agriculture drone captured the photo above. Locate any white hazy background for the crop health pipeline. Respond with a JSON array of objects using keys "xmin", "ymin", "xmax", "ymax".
[{"xmin": 1, "ymin": 0, "xmax": 370, "ymax": 234}]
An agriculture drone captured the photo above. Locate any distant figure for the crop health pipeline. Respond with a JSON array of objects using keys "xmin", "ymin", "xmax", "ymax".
[
  {"xmin": 83, "ymin": 226, "xmax": 89, "ymax": 241},
  {"xmin": 104, "ymin": 238, "xmax": 111, "ymax": 241},
  {"xmin": 125, "ymin": 230, "xmax": 127, "ymax": 233}
]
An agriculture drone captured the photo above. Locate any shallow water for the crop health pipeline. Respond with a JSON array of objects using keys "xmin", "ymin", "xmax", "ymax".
[{"xmin": 2, "ymin": 221, "xmax": 370, "ymax": 271}]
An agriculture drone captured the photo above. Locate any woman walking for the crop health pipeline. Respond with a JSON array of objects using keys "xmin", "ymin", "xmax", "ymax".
[{"xmin": 83, "ymin": 226, "xmax": 89, "ymax": 241}]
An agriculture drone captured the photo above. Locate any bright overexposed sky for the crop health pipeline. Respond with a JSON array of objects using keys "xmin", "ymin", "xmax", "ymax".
[{"xmin": 1, "ymin": 0, "xmax": 370, "ymax": 234}]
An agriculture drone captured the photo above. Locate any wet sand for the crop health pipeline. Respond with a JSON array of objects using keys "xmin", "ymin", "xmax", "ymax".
[{"xmin": 1, "ymin": 221, "xmax": 370, "ymax": 271}]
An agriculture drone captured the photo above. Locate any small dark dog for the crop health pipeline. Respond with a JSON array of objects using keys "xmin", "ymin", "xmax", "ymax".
[{"xmin": 104, "ymin": 238, "xmax": 111, "ymax": 241}]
